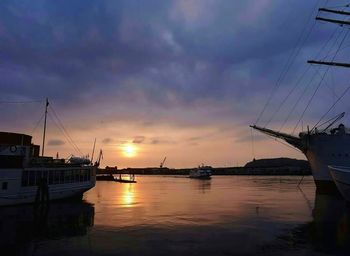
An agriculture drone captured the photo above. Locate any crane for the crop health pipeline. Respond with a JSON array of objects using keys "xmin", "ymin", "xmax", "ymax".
[
  {"xmin": 160, "ymin": 157, "xmax": 167, "ymax": 168},
  {"xmin": 95, "ymin": 149, "xmax": 103, "ymax": 167}
]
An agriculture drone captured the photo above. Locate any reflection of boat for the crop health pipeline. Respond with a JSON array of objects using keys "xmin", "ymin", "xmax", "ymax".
[
  {"xmin": 329, "ymin": 166, "xmax": 350, "ymax": 201},
  {"xmin": 189, "ymin": 166, "xmax": 212, "ymax": 179},
  {"xmin": 305, "ymin": 192, "xmax": 350, "ymax": 254},
  {"xmin": 267, "ymin": 192, "xmax": 350, "ymax": 254},
  {"xmin": 0, "ymin": 201, "xmax": 94, "ymax": 255},
  {"xmin": 0, "ymin": 100, "xmax": 96, "ymax": 206}
]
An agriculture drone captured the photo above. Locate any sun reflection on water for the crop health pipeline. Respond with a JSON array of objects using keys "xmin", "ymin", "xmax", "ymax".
[{"xmin": 121, "ymin": 184, "xmax": 135, "ymax": 207}]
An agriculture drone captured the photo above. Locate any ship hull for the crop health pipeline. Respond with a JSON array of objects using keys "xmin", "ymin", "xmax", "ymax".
[
  {"xmin": 0, "ymin": 168, "xmax": 96, "ymax": 206},
  {"xmin": 329, "ymin": 166, "xmax": 350, "ymax": 201},
  {"xmin": 304, "ymin": 133, "xmax": 350, "ymax": 193}
]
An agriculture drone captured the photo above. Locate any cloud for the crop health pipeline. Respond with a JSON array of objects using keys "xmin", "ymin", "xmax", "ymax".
[
  {"xmin": 150, "ymin": 137, "xmax": 176, "ymax": 145},
  {"xmin": 132, "ymin": 136, "xmax": 145, "ymax": 144},
  {"xmin": 234, "ymin": 133, "xmax": 268, "ymax": 143},
  {"xmin": 0, "ymin": 0, "xmax": 346, "ymax": 168},
  {"xmin": 102, "ymin": 138, "xmax": 113, "ymax": 144},
  {"xmin": 47, "ymin": 139, "xmax": 65, "ymax": 146}
]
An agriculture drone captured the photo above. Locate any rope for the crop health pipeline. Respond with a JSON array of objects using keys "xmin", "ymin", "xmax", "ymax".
[
  {"xmin": 30, "ymin": 112, "xmax": 45, "ymax": 134},
  {"xmin": 0, "ymin": 100, "xmax": 42, "ymax": 104},
  {"xmin": 47, "ymin": 105, "xmax": 83, "ymax": 156},
  {"xmin": 279, "ymin": 67, "xmax": 319, "ymax": 132},
  {"xmin": 312, "ymin": 85, "xmax": 350, "ymax": 130},
  {"xmin": 292, "ymin": 28, "xmax": 350, "ymax": 134},
  {"xmin": 268, "ymin": 23, "xmax": 341, "ymax": 128},
  {"xmin": 250, "ymin": 127, "xmax": 255, "ymax": 159},
  {"xmin": 48, "ymin": 113, "xmax": 82, "ymax": 155},
  {"xmin": 254, "ymin": 0, "xmax": 321, "ymax": 126}
]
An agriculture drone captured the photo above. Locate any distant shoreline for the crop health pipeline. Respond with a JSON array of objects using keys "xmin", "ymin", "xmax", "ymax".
[
  {"xmin": 97, "ymin": 166, "xmax": 311, "ymax": 176},
  {"xmin": 98, "ymin": 157, "xmax": 311, "ymax": 176}
]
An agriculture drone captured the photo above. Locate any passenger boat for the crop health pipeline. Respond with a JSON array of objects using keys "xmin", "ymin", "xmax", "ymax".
[
  {"xmin": 0, "ymin": 99, "xmax": 96, "ymax": 206},
  {"xmin": 0, "ymin": 132, "xmax": 96, "ymax": 206},
  {"xmin": 329, "ymin": 166, "xmax": 350, "ymax": 201},
  {"xmin": 189, "ymin": 166, "xmax": 212, "ymax": 179}
]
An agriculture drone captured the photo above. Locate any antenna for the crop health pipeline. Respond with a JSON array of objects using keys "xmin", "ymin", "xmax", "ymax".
[{"xmin": 41, "ymin": 98, "xmax": 49, "ymax": 156}]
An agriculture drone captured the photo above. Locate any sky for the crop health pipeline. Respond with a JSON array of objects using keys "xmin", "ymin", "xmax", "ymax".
[{"xmin": 1, "ymin": 0, "xmax": 350, "ymax": 168}]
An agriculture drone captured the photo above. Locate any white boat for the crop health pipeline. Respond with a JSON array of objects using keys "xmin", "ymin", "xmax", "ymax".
[
  {"xmin": 0, "ymin": 99, "xmax": 96, "ymax": 206},
  {"xmin": 252, "ymin": 123, "xmax": 350, "ymax": 192},
  {"xmin": 0, "ymin": 132, "xmax": 96, "ymax": 206},
  {"xmin": 189, "ymin": 166, "xmax": 212, "ymax": 179},
  {"xmin": 329, "ymin": 166, "xmax": 350, "ymax": 201}
]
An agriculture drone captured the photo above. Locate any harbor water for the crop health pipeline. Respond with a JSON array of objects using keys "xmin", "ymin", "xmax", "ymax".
[{"xmin": 1, "ymin": 175, "xmax": 350, "ymax": 255}]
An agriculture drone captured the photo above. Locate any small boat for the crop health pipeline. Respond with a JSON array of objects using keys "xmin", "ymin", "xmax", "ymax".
[
  {"xmin": 329, "ymin": 166, "xmax": 350, "ymax": 201},
  {"xmin": 189, "ymin": 166, "xmax": 212, "ymax": 179}
]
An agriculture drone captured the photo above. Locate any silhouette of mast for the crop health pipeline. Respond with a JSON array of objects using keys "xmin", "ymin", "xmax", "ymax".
[
  {"xmin": 309, "ymin": 7, "xmax": 350, "ymax": 68},
  {"xmin": 42, "ymin": 98, "xmax": 49, "ymax": 156},
  {"xmin": 318, "ymin": 8, "xmax": 350, "ymax": 16}
]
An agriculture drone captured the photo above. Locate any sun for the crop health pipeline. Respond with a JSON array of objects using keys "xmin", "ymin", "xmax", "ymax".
[{"xmin": 122, "ymin": 143, "xmax": 137, "ymax": 158}]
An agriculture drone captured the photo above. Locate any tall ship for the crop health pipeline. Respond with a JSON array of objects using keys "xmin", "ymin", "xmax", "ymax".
[
  {"xmin": 251, "ymin": 123, "xmax": 350, "ymax": 191},
  {"xmin": 0, "ymin": 100, "xmax": 96, "ymax": 206},
  {"xmin": 252, "ymin": 5, "xmax": 350, "ymax": 192}
]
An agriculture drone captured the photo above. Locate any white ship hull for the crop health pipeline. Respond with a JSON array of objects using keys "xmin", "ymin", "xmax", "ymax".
[
  {"xmin": 329, "ymin": 166, "xmax": 350, "ymax": 201},
  {"xmin": 251, "ymin": 124, "xmax": 350, "ymax": 192},
  {"xmin": 304, "ymin": 133, "xmax": 350, "ymax": 190},
  {"xmin": 0, "ymin": 168, "xmax": 96, "ymax": 206}
]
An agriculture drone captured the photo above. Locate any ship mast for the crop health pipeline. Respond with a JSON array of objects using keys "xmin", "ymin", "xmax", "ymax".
[
  {"xmin": 41, "ymin": 98, "xmax": 49, "ymax": 156},
  {"xmin": 308, "ymin": 7, "xmax": 350, "ymax": 68}
]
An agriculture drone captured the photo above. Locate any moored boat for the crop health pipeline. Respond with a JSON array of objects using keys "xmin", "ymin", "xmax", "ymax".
[
  {"xmin": 0, "ymin": 132, "xmax": 96, "ymax": 206},
  {"xmin": 189, "ymin": 166, "xmax": 212, "ymax": 179},
  {"xmin": 252, "ymin": 123, "xmax": 350, "ymax": 192},
  {"xmin": 329, "ymin": 166, "xmax": 350, "ymax": 201},
  {"xmin": 0, "ymin": 99, "xmax": 97, "ymax": 206}
]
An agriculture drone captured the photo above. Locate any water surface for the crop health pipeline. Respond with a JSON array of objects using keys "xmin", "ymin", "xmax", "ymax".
[{"xmin": 2, "ymin": 176, "xmax": 350, "ymax": 255}]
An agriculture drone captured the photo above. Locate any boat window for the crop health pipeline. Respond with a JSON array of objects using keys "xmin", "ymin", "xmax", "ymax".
[
  {"xmin": 48, "ymin": 170, "xmax": 54, "ymax": 185},
  {"xmin": 22, "ymin": 171, "xmax": 29, "ymax": 186},
  {"xmin": 2, "ymin": 182, "xmax": 8, "ymax": 190},
  {"xmin": 42, "ymin": 171, "xmax": 48, "ymax": 184},
  {"xmin": 60, "ymin": 170, "xmax": 64, "ymax": 184},
  {"xmin": 68, "ymin": 170, "xmax": 73, "ymax": 183},
  {"xmin": 20, "ymin": 169, "xmax": 90, "ymax": 186},
  {"xmin": 36, "ymin": 171, "xmax": 42, "ymax": 183},
  {"xmin": 54, "ymin": 170, "xmax": 60, "ymax": 184},
  {"xmin": 79, "ymin": 170, "xmax": 84, "ymax": 182},
  {"xmin": 85, "ymin": 170, "xmax": 90, "ymax": 180},
  {"xmin": 74, "ymin": 170, "xmax": 80, "ymax": 182},
  {"xmin": 28, "ymin": 171, "xmax": 35, "ymax": 186}
]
